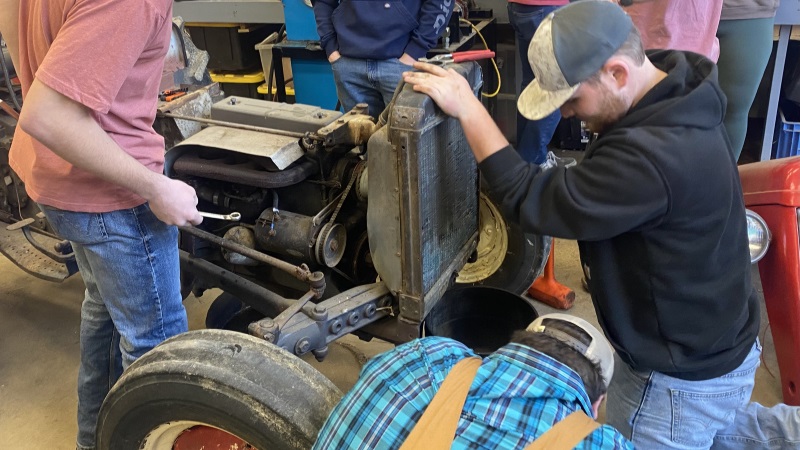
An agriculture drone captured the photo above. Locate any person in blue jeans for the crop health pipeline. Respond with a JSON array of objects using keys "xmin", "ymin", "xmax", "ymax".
[
  {"xmin": 3, "ymin": 1, "xmax": 202, "ymax": 448},
  {"xmin": 403, "ymin": 1, "xmax": 800, "ymax": 448},
  {"xmin": 313, "ymin": 0, "xmax": 453, "ymax": 119},
  {"xmin": 507, "ymin": 0, "xmax": 567, "ymax": 164}
]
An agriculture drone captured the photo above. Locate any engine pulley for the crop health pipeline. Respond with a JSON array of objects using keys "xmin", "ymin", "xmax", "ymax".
[{"xmin": 315, "ymin": 222, "xmax": 347, "ymax": 268}]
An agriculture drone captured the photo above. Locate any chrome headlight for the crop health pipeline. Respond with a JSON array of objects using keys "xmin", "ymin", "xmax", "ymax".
[{"xmin": 746, "ymin": 209, "xmax": 771, "ymax": 263}]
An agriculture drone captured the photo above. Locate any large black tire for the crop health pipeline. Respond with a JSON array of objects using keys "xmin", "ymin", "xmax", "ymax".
[
  {"xmin": 96, "ymin": 329, "xmax": 343, "ymax": 450},
  {"xmin": 456, "ymin": 193, "xmax": 550, "ymax": 295}
]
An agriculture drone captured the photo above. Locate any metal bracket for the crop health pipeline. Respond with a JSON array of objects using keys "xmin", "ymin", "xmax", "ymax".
[
  {"xmin": 0, "ymin": 216, "xmax": 77, "ymax": 282},
  {"xmin": 250, "ymin": 283, "xmax": 393, "ymax": 361},
  {"xmin": 312, "ymin": 106, "xmax": 379, "ymax": 148},
  {"xmin": 7, "ymin": 217, "xmax": 74, "ymax": 264}
]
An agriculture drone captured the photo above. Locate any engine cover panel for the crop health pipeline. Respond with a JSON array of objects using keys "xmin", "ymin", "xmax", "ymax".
[
  {"xmin": 165, "ymin": 125, "xmax": 304, "ymax": 175},
  {"xmin": 210, "ymin": 96, "xmax": 341, "ymax": 133}
]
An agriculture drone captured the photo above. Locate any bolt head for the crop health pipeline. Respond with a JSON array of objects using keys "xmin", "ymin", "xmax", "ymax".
[
  {"xmin": 260, "ymin": 318, "xmax": 276, "ymax": 330},
  {"xmin": 296, "ymin": 338, "xmax": 311, "ymax": 354}
]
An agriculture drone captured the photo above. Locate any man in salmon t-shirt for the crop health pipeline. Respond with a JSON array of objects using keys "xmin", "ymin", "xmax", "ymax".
[{"xmin": 2, "ymin": 1, "xmax": 202, "ymax": 448}]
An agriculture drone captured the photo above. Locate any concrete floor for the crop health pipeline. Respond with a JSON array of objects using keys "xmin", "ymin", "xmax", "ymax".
[{"xmin": 0, "ymin": 236, "xmax": 784, "ymax": 449}]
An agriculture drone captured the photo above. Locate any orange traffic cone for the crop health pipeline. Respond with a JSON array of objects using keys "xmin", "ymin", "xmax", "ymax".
[{"xmin": 527, "ymin": 241, "xmax": 575, "ymax": 309}]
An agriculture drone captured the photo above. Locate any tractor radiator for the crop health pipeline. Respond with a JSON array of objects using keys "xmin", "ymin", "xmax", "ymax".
[{"xmin": 367, "ymin": 62, "xmax": 483, "ymax": 324}]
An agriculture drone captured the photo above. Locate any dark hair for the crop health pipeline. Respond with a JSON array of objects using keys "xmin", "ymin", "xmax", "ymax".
[
  {"xmin": 584, "ymin": 26, "xmax": 646, "ymax": 85},
  {"xmin": 510, "ymin": 321, "xmax": 606, "ymax": 402}
]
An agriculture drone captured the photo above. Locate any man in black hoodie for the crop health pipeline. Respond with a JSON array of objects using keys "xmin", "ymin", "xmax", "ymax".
[{"xmin": 403, "ymin": 1, "xmax": 800, "ymax": 448}]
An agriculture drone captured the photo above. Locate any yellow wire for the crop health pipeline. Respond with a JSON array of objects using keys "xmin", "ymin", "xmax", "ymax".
[{"xmin": 458, "ymin": 18, "xmax": 501, "ymax": 98}]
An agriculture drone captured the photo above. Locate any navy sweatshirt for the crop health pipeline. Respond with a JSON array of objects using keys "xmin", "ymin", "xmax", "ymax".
[
  {"xmin": 313, "ymin": 0, "xmax": 454, "ymax": 60},
  {"xmin": 479, "ymin": 50, "xmax": 759, "ymax": 380}
]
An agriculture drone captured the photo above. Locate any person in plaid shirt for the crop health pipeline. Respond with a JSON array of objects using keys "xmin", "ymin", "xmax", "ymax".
[{"xmin": 313, "ymin": 314, "xmax": 632, "ymax": 449}]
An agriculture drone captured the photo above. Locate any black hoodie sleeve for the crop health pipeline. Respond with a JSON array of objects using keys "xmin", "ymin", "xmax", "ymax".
[{"xmin": 479, "ymin": 144, "xmax": 669, "ymax": 241}]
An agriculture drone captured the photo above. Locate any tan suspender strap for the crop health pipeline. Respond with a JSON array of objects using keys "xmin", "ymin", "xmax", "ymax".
[
  {"xmin": 399, "ymin": 357, "xmax": 482, "ymax": 450},
  {"xmin": 524, "ymin": 410, "xmax": 601, "ymax": 450}
]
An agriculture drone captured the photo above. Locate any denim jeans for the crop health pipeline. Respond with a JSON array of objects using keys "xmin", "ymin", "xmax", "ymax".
[
  {"xmin": 606, "ymin": 340, "xmax": 800, "ymax": 449},
  {"xmin": 39, "ymin": 203, "xmax": 188, "ymax": 450},
  {"xmin": 507, "ymin": 3, "xmax": 562, "ymax": 164},
  {"xmin": 330, "ymin": 56, "xmax": 411, "ymax": 119}
]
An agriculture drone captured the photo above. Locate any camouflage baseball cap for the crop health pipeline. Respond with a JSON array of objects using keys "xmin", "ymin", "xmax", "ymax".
[{"xmin": 518, "ymin": 0, "xmax": 633, "ymax": 120}]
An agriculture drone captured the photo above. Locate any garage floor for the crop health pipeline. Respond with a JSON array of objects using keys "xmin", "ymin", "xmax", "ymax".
[{"xmin": 0, "ymin": 235, "xmax": 783, "ymax": 449}]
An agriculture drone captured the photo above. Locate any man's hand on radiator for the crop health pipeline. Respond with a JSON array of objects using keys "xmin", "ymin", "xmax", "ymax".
[{"xmin": 403, "ymin": 62, "xmax": 482, "ymax": 120}]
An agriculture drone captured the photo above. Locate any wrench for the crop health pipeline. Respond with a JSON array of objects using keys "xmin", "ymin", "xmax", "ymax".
[{"xmin": 198, "ymin": 211, "xmax": 242, "ymax": 221}]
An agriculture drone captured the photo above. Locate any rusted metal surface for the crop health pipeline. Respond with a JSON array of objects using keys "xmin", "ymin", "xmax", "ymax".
[
  {"xmin": 456, "ymin": 193, "xmax": 507, "ymax": 283},
  {"xmin": 155, "ymin": 84, "xmax": 221, "ymax": 147},
  {"xmin": 254, "ymin": 209, "xmax": 346, "ymax": 268},
  {"xmin": 255, "ymin": 210, "xmax": 322, "ymax": 263},
  {"xmin": 179, "ymin": 251, "xmax": 293, "ymax": 317},
  {"xmin": 312, "ymin": 107, "xmax": 378, "ymax": 148},
  {"xmin": 179, "ymin": 225, "xmax": 326, "ymax": 295},
  {"xmin": 0, "ymin": 223, "xmax": 73, "ymax": 282},
  {"xmin": 172, "ymin": 425, "xmax": 256, "ymax": 450},
  {"xmin": 314, "ymin": 222, "xmax": 346, "ymax": 268},
  {"xmin": 368, "ymin": 65, "xmax": 482, "ymax": 324},
  {"xmin": 158, "ymin": 85, "xmax": 221, "ymax": 114},
  {"xmin": 163, "ymin": 113, "xmax": 305, "ymax": 139},
  {"xmin": 221, "ymin": 226, "xmax": 258, "ymax": 265}
]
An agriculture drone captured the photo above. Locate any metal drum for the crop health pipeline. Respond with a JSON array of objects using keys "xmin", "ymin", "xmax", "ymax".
[{"xmin": 424, "ymin": 286, "xmax": 538, "ymax": 356}]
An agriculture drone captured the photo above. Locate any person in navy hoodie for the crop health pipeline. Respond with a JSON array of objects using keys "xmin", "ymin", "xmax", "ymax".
[{"xmin": 314, "ymin": 0, "xmax": 454, "ymax": 119}]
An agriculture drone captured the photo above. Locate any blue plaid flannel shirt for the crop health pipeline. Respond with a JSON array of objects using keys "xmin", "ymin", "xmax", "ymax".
[{"xmin": 313, "ymin": 337, "xmax": 633, "ymax": 449}]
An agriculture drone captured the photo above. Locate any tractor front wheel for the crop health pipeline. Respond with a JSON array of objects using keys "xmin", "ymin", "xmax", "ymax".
[{"xmin": 96, "ymin": 329, "xmax": 342, "ymax": 450}]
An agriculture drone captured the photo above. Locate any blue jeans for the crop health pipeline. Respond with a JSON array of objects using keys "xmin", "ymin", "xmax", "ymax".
[
  {"xmin": 606, "ymin": 340, "xmax": 800, "ymax": 449},
  {"xmin": 39, "ymin": 203, "xmax": 188, "ymax": 450},
  {"xmin": 507, "ymin": 3, "xmax": 562, "ymax": 164},
  {"xmin": 330, "ymin": 56, "xmax": 411, "ymax": 119}
]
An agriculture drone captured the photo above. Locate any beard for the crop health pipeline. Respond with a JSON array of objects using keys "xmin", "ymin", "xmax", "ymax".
[{"xmin": 582, "ymin": 87, "xmax": 628, "ymax": 135}]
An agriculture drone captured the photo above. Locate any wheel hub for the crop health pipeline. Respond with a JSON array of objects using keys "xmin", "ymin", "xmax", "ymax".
[
  {"xmin": 141, "ymin": 422, "xmax": 257, "ymax": 450},
  {"xmin": 456, "ymin": 193, "xmax": 508, "ymax": 284}
]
